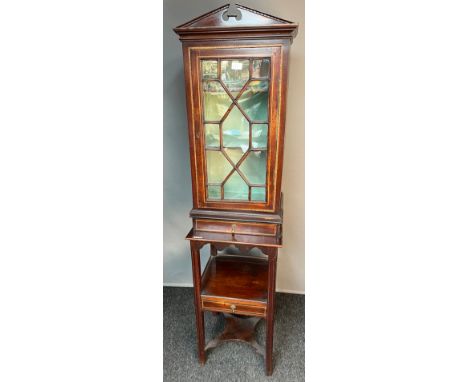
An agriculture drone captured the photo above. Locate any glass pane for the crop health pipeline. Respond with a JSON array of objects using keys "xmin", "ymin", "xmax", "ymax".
[
  {"xmin": 238, "ymin": 80, "xmax": 269, "ymax": 122},
  {"xmin": 224, "ymin": 171, "xmax": 248, "ymax": 200},
  {"xmin": 207, "ymin": 185, "xmax": 221, "ymax": 200},
  {"xmin": 224, "ymin": 147, "xmax": 244, "ymax": 165},
  {"xmin": 202, "ymin": 60, "xmax": 218, "ymax": 79},
  {"xmin": 206, "ymin": 151, "xmax": 232, "ymax": 183},
  {"xmin": 202, "ymin": 59, "xmax": 271, "ymax": 204},
  {"xmin": 203, "ymin": 81, "xmax": 231, "ymax": 122},
  {"xmin": 252, "ymin": 124, "xmax": 268, "ymax": 149},
  {"xmin": 239, "ymin": 151, "xmax": 266, "ymax": 185},
  {"xmin": 205, "ymin": 124, "xmax": 219, "ymax": 148},
  {"xmin": 222, "ymin": 105, "xmax": 249, "ymax": 150},
  {"xmin": 220, "ymin": 60, "xmax": 249, "ymax": 97},
  {"xmin": 252, "ymin": 59, "xmax": 270, "ymax": 78},
  {"xmin": 251, "ymin": 187, "xmax": 266, "ymax": 201}
]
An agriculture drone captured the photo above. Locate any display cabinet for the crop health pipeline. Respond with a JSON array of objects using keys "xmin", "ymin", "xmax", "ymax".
[{"xmin": 174, "ymin": 3, "xmax": 298, "ymax": 375}]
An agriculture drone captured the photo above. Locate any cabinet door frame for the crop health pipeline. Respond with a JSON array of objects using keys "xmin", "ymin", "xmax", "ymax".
[{"xmin": 187, "ymin": 44, "xmax": 284, "ymax": 213}]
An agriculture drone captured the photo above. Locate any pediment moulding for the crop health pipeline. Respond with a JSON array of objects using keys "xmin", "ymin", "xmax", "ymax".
[{"xmin": 174, "ymin": 3, "xmax": 298, "ymax": 42}]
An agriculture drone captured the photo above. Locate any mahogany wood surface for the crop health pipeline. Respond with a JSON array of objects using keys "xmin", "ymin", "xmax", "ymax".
[
  {"xmin": 175, "ymin": 4, "xmax": 298, "ymax": 376},
  {"xmin": 190, "ymin": 207, "xmax": 282, "ymax": 224},
  {"xmin": 186, "ymin": 228, "xmax": 282, "ymax": 248},
  {"xmin": 189, "ymin": 238, "xmax": 278, "ymax": 375},
  {"xmin": 195, "ymin": 219, "xmax": 278, "ymax": 237},
  {"xmin": 265, "ymin": 248, "xmax": 278, "ymax": 375},
  {"xmin": 190, "ymin": 241, "xmax": 206, "ymax": 364},
  {"xmin": 202, "ymin": 297, "xmax": 266, "ymax": 317},
  {"xmin": 174, "ymin": 4, "xmax": 298, "ymax": 42},
  {"xmin": 201, "ymin": 255, "xmax": 268, "ymax": 302}
]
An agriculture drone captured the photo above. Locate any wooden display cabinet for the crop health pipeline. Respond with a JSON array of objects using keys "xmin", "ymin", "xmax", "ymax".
[{"xmin": 174, "ymin": 3, "xmax": 298, "ymax": 376}]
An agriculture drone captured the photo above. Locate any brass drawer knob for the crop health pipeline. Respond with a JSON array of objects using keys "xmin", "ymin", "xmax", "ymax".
[{"xmin": 230, "ymin": 304, "xmax": 236, "ymax": 313}]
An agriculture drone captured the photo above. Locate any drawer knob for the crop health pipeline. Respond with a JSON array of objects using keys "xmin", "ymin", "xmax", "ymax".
[{"xmin": 230, "ymin": 304, "xmax": 236, "ymax": 313}]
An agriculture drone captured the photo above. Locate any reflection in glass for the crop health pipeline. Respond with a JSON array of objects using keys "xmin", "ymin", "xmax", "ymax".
[
  {"xmin": 224, "ymin": 171, "xmax": 249, "ymax": 200},
  {"xmin": 203, "ymin": 58, "xmax": 271, "ymax": 202},
  {"xmin": 239, "ymin": 151, "xmax": 266, "ymax": 185},
  {"xmin": 202, "ymin": 60, "xmax": 218, "ymax": 79},
  {"xmin": 203, "ymin": 81, "xmax": 231, "ymax": 121},
  {"xmin": 252, "ymin": 124, "xmax": 268, "ymax": 148},
  {"xmin": 252, "ymin": 59, "xmax": 270, "ymax": 78},
  {"xmin": 222, "ymin": 105, "xmax": 249, "ymax": 150},
  {"xmin": 206, "ymin": 151, "xmax": 232, "ymax": 183},
  {"xmin": 251, "ymin": 187, "xmax": 266, "ymax": 202},
  {"xmin": 205, "ymin": 124, "xmax": 219, "ymax": 148},
  {"xmin": 224, "ymin": 147, "xmax": 244, "ymax": 165},
  {"xmin": 238, "ymin": 80, "xmax": 269, "ymax": 122},
  {"xmin": 221, "ymin": 60, "xmax": 249, "ymax": 97},
  {"xmin": 207, "ymin": 185, "xmax": 221, "ymax": 200}
]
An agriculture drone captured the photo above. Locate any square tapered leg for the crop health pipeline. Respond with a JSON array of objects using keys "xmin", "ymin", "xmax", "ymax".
[
  {"xmin": 265, "ymin": 248, "xmax": 278, "ymax": 376},
  {"xmin": 190, "ymin": 241, "xmax": 205, "ymax": 364}
]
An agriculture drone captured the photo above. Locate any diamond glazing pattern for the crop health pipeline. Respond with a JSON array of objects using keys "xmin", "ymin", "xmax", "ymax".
[{"xmin": 202, "ymin": 58, "xmax": 270, "ymax": 202}]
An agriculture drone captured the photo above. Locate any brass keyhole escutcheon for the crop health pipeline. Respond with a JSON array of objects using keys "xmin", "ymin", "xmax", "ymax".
[{"xmin": 230, "ymin": 304, "xmax": 236, "ymax": 313}]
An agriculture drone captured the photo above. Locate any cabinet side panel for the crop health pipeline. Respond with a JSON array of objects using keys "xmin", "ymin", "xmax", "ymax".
[
  {"xmin": 182, "ymin": 43, "xmax": 201, "ymax": 208},
  {"xmin": 272, "ymin": 43, "xmax": 291, "ymax": 211}
]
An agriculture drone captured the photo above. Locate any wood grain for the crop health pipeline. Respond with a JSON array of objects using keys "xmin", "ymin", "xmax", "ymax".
[{"xmin": 175, "ymin": 4, "xmax": 298, "ymax": 376}]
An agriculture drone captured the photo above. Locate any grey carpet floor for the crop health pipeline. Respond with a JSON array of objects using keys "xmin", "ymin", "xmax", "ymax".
[{"xmin": 163, "ymin": 286, "xmax": 304, "ymax": 381}]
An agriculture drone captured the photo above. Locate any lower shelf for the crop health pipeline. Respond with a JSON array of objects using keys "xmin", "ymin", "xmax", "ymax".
[{"xmin": 201, "ymin": 255, "xmax": 268, "ymax": 317}]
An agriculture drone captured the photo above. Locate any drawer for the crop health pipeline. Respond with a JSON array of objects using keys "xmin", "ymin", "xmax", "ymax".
[
  {"xmin": 195, "ymin": 219, "xmax": 278, "ymax": 236},
  {"xmin": 201, "ymin": 297, "xmax": 266, "ymax": 317}
]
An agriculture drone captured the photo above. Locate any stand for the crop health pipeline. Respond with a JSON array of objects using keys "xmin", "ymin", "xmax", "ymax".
[{"xmin": 187, "ymin": 229, "xmax": 279, "ymax": 376}]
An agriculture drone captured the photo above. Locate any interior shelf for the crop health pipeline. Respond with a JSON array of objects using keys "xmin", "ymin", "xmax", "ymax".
[{"xmin": 201, "ymin": 255, "xmax": 268, "ymax": 302}]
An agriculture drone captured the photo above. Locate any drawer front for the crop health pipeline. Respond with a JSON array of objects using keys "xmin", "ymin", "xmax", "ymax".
[
  {"xmin": 201, "ymin": 297, "xmax": 266, "ymax": 317},
  {"xmin": 195, "ymin": 219, "xmax": 278, "ymax": 237}
]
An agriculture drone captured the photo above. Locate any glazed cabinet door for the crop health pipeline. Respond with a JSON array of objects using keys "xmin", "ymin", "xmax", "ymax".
[{"xmin": 187, "ymin": 45, "xmax": 284, "ymax": 213}]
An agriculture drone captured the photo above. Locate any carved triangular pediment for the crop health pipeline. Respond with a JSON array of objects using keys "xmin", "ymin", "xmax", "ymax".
[{"xmin": 174, "ymin": 4, "xmax": 298, "ymax": 41}]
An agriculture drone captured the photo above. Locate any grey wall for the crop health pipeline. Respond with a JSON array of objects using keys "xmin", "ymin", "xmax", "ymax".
[{"xmin": 163, "ymin": 0, "xmax": 305, "ymax": 293}]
